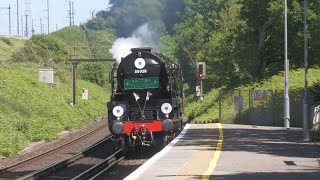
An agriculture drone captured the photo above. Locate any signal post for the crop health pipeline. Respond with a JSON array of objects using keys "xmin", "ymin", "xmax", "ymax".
[{"xmin": 196, "ymin": 62, "xmax": 206, "ymax": 101}]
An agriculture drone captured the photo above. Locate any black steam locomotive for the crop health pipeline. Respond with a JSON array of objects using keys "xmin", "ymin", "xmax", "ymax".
[{"xmin": 107, "ymin": 47, "xmax": 184, "ymax": 149}]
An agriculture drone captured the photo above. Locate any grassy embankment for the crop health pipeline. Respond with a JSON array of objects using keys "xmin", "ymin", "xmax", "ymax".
[{"xmin": 0, "ymin": 27, "xmax": 115, "ymax": 157}]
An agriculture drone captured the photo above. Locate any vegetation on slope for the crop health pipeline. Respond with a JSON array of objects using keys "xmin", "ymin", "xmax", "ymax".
[
  {"xmin": 7, "ymin": 26, "xmax": 115, "ymax": 87},
  {"xmin": 0, "ymin": 26, "xmax": 115, "ymax": 157},
  {"xmin": 0, "ymin": 37, "xmax": 26, "ymax": 65},
  {"xmin": 0, "ymin": 67, "xmax": 109, "ymax": 157}
]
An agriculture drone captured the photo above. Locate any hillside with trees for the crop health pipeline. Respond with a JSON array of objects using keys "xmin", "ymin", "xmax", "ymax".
[{"xmin": 87, "ymin": 0, "xmax": 320, "ymax": 91}]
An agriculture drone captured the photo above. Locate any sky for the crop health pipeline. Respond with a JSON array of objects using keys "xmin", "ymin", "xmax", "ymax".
[{"xmin": 0, "ymin": 0, "xmax": 110, "ymax": 36}]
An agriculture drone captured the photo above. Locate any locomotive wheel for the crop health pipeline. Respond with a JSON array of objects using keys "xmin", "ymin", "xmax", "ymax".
[
  {"xmin": 117, "ymin": 137, "xmax": 126, "ymax": 155},
  {"xmin": 118, "ymin": 135, "xmax": 130, "ymax": 155},
  {"xmin": 162, "ymin": 132, "xmax": 169, "ymax": 147},
  {"xmin": 150, "ymin": 132, "xmax": 156, "ymax": 147},
  {"xmin": 162, "ymin": 131, "xmax": 176, "ymax": 147},
  {"xmin": 121, "ymin": 138, "xmax": 126, "ymax": 154},
  {"xmin": 170, "ymin": 132, "xmax": 176, "ymax": 141},
  {"xmin": 163, "ymin": 136, "xmax": 168, "ymax": 147}
]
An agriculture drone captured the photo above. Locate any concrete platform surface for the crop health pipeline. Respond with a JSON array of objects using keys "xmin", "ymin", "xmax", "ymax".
[{"xmin": 124, "ymin": 124, "xmax": 320, "ymax": 180}]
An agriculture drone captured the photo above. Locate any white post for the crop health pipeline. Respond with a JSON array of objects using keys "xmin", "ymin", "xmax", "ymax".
[{"xmin": 284, "ymin": 0, "xmax": 290, "ymax": 129}]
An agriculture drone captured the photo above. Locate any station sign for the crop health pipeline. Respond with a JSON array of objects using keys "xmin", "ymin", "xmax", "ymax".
[
  {"xmin": 253, "ymin": 90, "xmax": 269, "ymax": 101},
  {"xmin": 39, "ymin": 69, "xmax": 54, "ymax": 84},
  {"xmin": 82, "ymin": 88, "xmax": 88, "ymax": 100}
]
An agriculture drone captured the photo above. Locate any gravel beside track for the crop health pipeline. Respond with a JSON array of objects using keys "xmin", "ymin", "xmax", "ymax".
[{"xmin": 45, "ymin": 136, "xmax": 117, "ymax": 179}]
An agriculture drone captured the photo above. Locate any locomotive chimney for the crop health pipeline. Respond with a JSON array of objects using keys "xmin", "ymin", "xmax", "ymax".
[{"xmin": 131, "ymin": 47, "xmax": 152, "ymax": 52}]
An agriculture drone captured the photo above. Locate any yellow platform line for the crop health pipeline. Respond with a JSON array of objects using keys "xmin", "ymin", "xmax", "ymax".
[{"xmin": 202, "ymin": 123, "xmax": 224, "ymax": 180}]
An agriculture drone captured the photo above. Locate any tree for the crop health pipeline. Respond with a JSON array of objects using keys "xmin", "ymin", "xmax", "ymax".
[{"xmin": 197, "ymin": 0, "xmax": 248, "ymax": 88}]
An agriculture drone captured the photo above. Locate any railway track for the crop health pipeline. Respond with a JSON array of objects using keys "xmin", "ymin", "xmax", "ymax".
[
  {"xmin": 15, "ymin": 135, "xmax": 124, "ymax": 180},
  {"xmin": 1, "ymin": 121, "xmax": 188, "ymax": 179},
  {"xmin": 71, "ymin": 149, "xmax": 124, "ymax": 180},
  {"xmin": 0, "ymin": 122, "xmax": 109, "ymax": 179},
  {"xmin": 17, "ymin": 134, "xmax": 123, "ymax": 180}
]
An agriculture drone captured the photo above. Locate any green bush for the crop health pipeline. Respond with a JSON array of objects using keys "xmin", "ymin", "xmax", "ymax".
[
  {"xmin": 309, "ymin": 82, "xmax": 320, "ymax": 105},
  {"xmin": 31, "ymin": 35, "xmax": 68, "ymax": 63}
]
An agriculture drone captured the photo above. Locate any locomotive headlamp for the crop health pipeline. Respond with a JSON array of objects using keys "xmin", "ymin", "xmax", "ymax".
[
  {"xmin": 161, "ymin": 103, "xmax": 172, "ymax": 114},
  {"xmin": 134, "ymin": 58, "xmax": 146, "ymax": 69},
  {"xmin": 113, "ymin": 106, "xmax": 124, "ymax": 118}
]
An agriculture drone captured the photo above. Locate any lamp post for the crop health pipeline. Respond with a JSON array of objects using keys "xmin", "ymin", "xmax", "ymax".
[
  {"xmin": 284, "ymin": 0, "xmax": 290, "ymax": 129},
  {"xmin": 9, "ymin": 5, "xmax": 11, "ymax": 37},
  {"xmin": 303, "ymin": 0, "xmax": 309, "ymax": 141},
  {"xmin": 47, "ymin": 0, "xmax": 49, "ymax": 34},
  {"xmin": 0, "ymin": 6, "xmax": 11, "ymax": 36},
  {"xmin": 17, "ymin": 0, "xmax": 19, "ymax": 36}
]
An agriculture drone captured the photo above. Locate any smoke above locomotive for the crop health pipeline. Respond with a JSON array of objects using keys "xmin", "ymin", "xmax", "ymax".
[{"xmin": 109, "ymin": 23, "xmax": 156, "ymax": 64}]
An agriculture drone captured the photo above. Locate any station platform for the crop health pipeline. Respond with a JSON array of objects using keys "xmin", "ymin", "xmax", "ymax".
[{"xmin": 124, "ymin": 123, "xmax": 320, "ymax": 180}]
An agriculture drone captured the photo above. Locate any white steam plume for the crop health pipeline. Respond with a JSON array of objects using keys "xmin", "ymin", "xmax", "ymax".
[
  {"xmin": 109, "ymin": 23, "xmax": 155, "ymax": 64},
  {"xmin": 109, "ymin": 36, "xmax": 145, "ymax": 63}
]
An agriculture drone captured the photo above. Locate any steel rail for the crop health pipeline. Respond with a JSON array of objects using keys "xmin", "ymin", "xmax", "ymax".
[
  {"xmin": 71, "ymin": 149, "xmax": 124, "ymax": 180},
  {"xmin": 0, "ymin": 122, "xmax": 108, "ymax": 174},
  {"xmin": 17, "ymin": 134, "xmax": 113, "ymax": 180}
]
